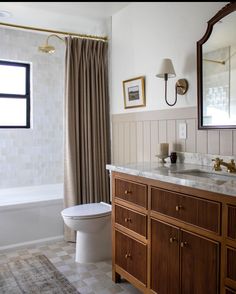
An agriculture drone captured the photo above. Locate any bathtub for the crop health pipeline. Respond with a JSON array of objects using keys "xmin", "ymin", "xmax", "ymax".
[{"xmin": 0, "ymin": 183, "xmax": 64, "ymax": 250}]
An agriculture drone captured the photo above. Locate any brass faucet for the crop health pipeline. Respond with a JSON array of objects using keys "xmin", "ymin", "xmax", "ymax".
[{"xmin": 212, "ymin": 157, "xmax": 236, "ymax": 173}]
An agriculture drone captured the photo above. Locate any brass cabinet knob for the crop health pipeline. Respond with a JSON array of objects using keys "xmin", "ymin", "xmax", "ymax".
[
  {"xmin": 169, "ymin": 237, "xmax": 177, "ymax": 243},
  {"xmin": 124, "ymin": 218, "xmax": 131, "ymax": 223},
  {"xmin": 180, "ymin": 241, "xmax": 188, "ymax": 248},
  {"xmin": 175, "ymin": 205, "xmax": 182, "ymax": 211},
  {"xmin": 124, "ymin": 190, "xmax": 132, "ymax": 195},
  {"xmin": 125, "ymin": 253, "xmax": 131, "ymax": 259}
]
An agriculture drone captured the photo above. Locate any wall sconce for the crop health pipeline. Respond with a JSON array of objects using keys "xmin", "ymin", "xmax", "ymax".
[{"xmin": 156, "ymin": 58, "xmax": 188, "ymax": 106}]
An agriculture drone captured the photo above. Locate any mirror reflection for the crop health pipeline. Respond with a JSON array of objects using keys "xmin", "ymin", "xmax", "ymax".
[
  {"xmin": 197, "ymin": 3, "xmax": 236, "ymax": 129},
  {"xmin": 202, "ymin": 12, "xmax": 236, "ymax": 126}
]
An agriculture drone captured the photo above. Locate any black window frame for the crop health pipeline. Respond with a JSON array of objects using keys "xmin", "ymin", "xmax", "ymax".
[{"xmin": 0, "ymin": 60, "xmax": 31, "ymax": 128}]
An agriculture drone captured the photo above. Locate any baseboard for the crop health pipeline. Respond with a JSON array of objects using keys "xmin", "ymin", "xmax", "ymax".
[{"xmin": 0, "ymin": 235, "xmax": 64, "ymax": 251}]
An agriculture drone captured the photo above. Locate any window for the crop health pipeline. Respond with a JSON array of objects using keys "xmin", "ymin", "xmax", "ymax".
[{"xmin": 0, "ymin": 60, "xmax": 31, "ymax": 128}]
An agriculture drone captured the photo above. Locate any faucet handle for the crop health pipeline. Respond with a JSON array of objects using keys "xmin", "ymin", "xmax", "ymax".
[
  {"xmin": 212, "ymin": 157, "xmax": 223, "ymax": 163},
  {"xmin": 212, "ymin": 157, "xmax": 222, "ymax": 171},
  {"xmin": 230, "ymin": 159, "xmax": 235, "ymax": 165},
  {"xmin": 229, "ymin": 159, "xmax": 236, "ymax": 172}
]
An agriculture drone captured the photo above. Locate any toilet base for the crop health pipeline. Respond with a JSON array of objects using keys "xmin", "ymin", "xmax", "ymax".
[{"xmin": 75, "ymin": 220, "xmax": 111, "ymax": 263}]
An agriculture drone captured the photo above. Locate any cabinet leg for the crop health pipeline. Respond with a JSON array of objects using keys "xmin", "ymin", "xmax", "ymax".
[{"xmin": 112, "ymin": 271, "xmax": 121, "ymax": 283}]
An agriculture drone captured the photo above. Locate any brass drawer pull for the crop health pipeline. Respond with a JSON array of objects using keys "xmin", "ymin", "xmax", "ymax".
[
  {"xmin": 169, "ymin": 237, "xmax": 177, "ymax": 243},
  {"xmin": 125, "ymin": 253, "xmax": 132, "ymax": 259},
  {"xmin": 180, "ymin": 241, "xmax": 188, "ymax": 248},
  {"xmin": 124, "ymin": 218, "xmax": 132, "ymax": 223},
  {"xmin": 124, "ymin": 190, "xmax": 132, "ymax": 195},
  {"xmin": 175, "ymin": 205, "xmax": 182, "ymax": 211}
]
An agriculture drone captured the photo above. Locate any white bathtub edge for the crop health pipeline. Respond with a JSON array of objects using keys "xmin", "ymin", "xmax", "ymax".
[
  {"xmin": 0, "ymin": 235, "xmax": 64, "ymax": 251},
  {"xmin": 0, "ymin": 198, "xmax": 63, "ymax": 211}
]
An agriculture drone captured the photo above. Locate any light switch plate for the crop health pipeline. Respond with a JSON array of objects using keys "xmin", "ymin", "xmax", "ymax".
[{"xmin": 179, "ymin": 123, "xmax": 187, "ymax": 139}]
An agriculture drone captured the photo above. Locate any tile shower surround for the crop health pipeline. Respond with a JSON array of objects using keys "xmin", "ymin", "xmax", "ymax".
[
  {"xmin": 112, "ymin": 107, "xmax": 236, "ymax": 165},
  {"xmin": 0, "ymin": 28, "xmax": 64, "ymax": 188}
]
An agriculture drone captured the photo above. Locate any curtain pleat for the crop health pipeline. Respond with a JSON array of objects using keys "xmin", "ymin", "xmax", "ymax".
[{"xmin": 64, "ymin": 37, "xmax": 111, "ymax": 241}]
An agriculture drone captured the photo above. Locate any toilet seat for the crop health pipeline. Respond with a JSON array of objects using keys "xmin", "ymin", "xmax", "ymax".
[{"xmin": 61, "ymin": 202, "xmax": 111, "ymax": 220}]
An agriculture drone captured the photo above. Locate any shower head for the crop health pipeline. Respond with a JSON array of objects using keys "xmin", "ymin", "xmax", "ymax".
[
  {"xmin": 38, "ymin": 44, "xmax": 55, "ymax": 54},
  {"xmin": 38, "ymin": 34, "xmax": 64, "ymax": 54}
]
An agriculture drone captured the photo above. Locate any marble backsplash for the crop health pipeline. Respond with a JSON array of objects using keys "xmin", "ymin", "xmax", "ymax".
[{"xmin": 175, "ymin": 151, "xmax": 236, "ymax": 168}]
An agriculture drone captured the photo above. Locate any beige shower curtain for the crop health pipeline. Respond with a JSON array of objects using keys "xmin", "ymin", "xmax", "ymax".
[{"xmin": 64, "ymin": 37, "xmax": 111, "ymax": 242}]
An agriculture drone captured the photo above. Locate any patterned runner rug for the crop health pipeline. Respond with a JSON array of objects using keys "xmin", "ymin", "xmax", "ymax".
[{"xmin": 0, "ymin": 254, "xmax": 79, "ymax": 293}]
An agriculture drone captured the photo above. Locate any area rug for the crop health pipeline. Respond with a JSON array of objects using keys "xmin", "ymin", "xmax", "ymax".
[{"xmin": 0, "ymin": 254, "xmax": 79, "ymax": 293}]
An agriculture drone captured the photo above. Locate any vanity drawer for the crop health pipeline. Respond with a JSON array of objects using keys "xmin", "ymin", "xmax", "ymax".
[
  {"xmin": 115, "ymin": 205, "xmax": 147, "ymax": 237},
  {"xmin": 151, "ymin": 187, "xmax": 221, "ymax": 234},
  {"xmin": 114, "ymin": 178, "xmax": 147, "ymax": 208},
  {"xmin": 228, "ymin": 205, "xmax": 236, "ymax": 240}
]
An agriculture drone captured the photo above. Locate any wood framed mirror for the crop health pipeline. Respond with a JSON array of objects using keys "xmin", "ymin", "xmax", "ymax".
[{"xmin": 197, "ymin": 2, "xmax": 236, "ymax": 129}]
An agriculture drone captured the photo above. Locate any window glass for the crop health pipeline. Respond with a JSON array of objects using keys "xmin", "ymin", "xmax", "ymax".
[
  {"xmin": 0, "ymin": 60, "xmax": 30, "ymax": 128},
  {"xmin": 0, "ymin": 98, "xmax": 26, "ymax": 126},
  {"xmin": 0, "ymin": 65, "xmax": 26, "ymax": 95}
]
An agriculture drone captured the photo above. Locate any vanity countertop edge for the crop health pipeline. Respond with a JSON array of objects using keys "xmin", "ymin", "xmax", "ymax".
[{"xmin": 106, "ymin": 162, "xmax": 236, "ymax": 198}]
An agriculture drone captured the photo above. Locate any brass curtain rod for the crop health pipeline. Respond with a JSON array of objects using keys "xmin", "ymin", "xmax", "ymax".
[
  {"xmin": 204, "ymin": 51, "xmax": 236, "ymax": 65},
  {"xmin": 0, "ymin": 21, "xmax": 108, "ymax": 42},
  {"xmin": 203, "ymin": 58, "xmax": 225, "ymax": 65}
]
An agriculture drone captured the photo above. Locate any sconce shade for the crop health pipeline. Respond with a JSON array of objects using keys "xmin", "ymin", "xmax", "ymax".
[
  {"xmin": 156, "ymin": 58, "xmax": 176, "ymax": 78},
  {"xmin": 155, "ymin": 58, "xmax": 188, "ymax": 107}
]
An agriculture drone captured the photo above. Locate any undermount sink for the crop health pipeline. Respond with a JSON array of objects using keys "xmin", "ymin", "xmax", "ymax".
[{"xmin": 171, "ymin": 169, "xmax": 236, "ymax": 185}]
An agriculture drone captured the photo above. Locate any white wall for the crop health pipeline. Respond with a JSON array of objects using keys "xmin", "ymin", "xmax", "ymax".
[{"xmin": 111, "ymin": 2, "xmax": 226, "ymax": 114}]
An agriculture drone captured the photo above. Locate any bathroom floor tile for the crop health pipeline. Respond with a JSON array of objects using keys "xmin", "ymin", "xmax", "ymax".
[{"xmin": 0, "ymin": 240, "xmax": 142, "ymax": 294}]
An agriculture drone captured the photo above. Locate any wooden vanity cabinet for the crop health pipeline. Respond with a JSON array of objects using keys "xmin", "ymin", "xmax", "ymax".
[
  {"xmin": 112, "ymin": 176, "xmax": 148, "ymax": 291},
  {"xmin": 111, "ymin": 171, "xmax": 236, "ymax": 294},
  {"xmin": 151, "ymin": 219, "xmax": 219, "ymax": 294}
]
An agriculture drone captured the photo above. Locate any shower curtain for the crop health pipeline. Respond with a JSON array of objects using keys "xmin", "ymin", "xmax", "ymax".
[{"xmin": 64, "ymin": 36, "xmax": 111, "ymax": 242}]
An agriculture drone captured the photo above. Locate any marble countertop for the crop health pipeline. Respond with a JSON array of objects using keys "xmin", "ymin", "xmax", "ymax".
[{"xmin": 106, "ymin": 162, "xmax": 236, "ymax": 197}]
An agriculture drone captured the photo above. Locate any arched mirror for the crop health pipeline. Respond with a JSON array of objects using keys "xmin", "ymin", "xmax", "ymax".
[{"xmin": 197, "ymin": 2, "xmax": 236, "ymax": 129}]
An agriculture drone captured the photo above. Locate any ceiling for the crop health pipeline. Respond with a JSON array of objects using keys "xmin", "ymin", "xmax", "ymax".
[
  {"xmin": 0, "ymin": 2, "xmax": 131, "ymax": 35},
  {"xmin": 11, "ymin": 2, "xmax": 131, "ymax": 19}
]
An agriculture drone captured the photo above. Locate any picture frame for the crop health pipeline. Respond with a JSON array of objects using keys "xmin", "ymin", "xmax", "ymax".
[{"xmin": 123, "ymin": 76, "xmax": 145, "ymax": 109}]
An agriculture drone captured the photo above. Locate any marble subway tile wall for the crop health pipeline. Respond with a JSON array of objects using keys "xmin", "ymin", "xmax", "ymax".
[
  {"xmin": 0, "ymin": 28, "xmax": 65, "ymax": 188},
  {"xmin": 112, "ymin": 107, "xmax": 236, "ymax": 164}
]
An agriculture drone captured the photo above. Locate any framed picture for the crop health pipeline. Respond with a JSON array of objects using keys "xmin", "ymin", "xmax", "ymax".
[{"xmin": 123, "ymin": 76, "xmax": 145, "ymax": 109}]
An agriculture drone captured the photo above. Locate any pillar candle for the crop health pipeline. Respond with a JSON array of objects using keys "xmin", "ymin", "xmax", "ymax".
[
  {"xmin": 169, "ymin": 142, "xmax": 176, "ymax": 153},
  {"xmin": 157, "ymin": 143, "xmax": 169, "ymax": 156}
]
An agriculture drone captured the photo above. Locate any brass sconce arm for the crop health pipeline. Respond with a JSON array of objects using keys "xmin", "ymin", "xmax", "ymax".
[{"xmin": 164, "ymin": 74, "xmax": 188, "ymax": 107}]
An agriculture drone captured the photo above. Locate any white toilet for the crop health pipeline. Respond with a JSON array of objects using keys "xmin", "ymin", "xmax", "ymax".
[{"xmin": 61, "ymin": 202, "xmax": 112, "ymax": 263}]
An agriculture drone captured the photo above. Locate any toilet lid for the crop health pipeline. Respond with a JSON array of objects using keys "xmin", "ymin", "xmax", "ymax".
[{"xmin": 61, "ymin": 202, "xmax": 111, "ymax": 219}]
